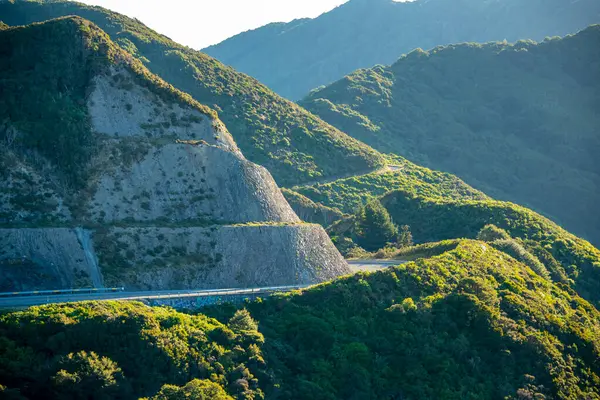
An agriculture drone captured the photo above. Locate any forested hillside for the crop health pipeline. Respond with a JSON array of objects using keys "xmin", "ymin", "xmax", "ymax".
[
  {"xmin": 204, "ymin": 0, "xmax": 600, "ymax": 99},
  {"xmin": 0, "ymin": 0, "xmax": 385, "ymax": 186},
  {"xmin": 3, "ymin": 241, "xmax": 600, "ymax": 399},
  {"xmin": 302, "ymin": 26, "xmax": 600, "ymax": 246}
]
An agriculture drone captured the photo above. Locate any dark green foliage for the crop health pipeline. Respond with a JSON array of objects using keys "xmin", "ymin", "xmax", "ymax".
[
  {"xmin": 247, "ymin": 241, "xmax": 600, "ymax": 399},
  {"xmin": 396, "ymin": 225, "xmax": 413, "ymax": 248},
  {"xmin": 0, "ymin": 17, "xmax": 107, "ymax": 186},
  {"xmin": 0, "ymin": 16, "xmax": 214, "ymax": 189},
  {"xmin": 0, "ymin": 0, "xmax": 385, "ymax": 186},
  {"xmin": 301, "ymin": 26, "xmax": 600, "ymax": 246},
  {"xmin": 0, "ymin": 301, "xmax": 266, "ymax": 399},
  {"xmin": 354, "ymin": 199, "xmax": 398, "ymax": 251},
  {"xmin": 203, "ymin": 0, "xmax": 600, "ymax": 99}
]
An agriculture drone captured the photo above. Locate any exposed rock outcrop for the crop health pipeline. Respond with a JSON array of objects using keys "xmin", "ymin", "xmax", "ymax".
[{"xmin": 0, "ymin": 17, "xmax": 350, "ymax": 291}]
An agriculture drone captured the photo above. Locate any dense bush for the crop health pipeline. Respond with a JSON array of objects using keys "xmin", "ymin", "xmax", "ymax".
[
  {"xmin": 3, "ymin": 242, "xmax": 600, "ymax": 399},
  {"xmin": 0, "ymin": 302, "xmax": 266, "ymax": 399},
  {"xmin": 246, "ymin": 241, "xmax": 600, "ymax": 399},
  {"xmin": 477, "ymin": 224, "xmax": 511, "ymax": 242},
  {"xmin": 354, "ymin": 199, "xmax": 398, "ymax": 251}
]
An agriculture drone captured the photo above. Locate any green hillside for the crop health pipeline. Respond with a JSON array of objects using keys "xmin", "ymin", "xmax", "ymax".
[
  {"xmin": 3, "ymin": 241, "xmax": 600, "ymax": 399},
  {"xmin": 301, "ymin": 26, "xmax": 600, "ymax": 245},
  {"xmin": 0, "ymin": 0, "xmax": 385, "ymax": 186},
  {"xmin": 203, "ymin": 0, "xmax": 600, "ymax": 99},
  {"xmin": 292, "ymin": 155, "xmax": 488, "ymax": 215},
  {"xmin": 326, "ymin": 189, "xmax": 600, "ymax": 307},
  {"xmin": 249, "ymin": 241, "xmax": 600, "ymax": 399}
]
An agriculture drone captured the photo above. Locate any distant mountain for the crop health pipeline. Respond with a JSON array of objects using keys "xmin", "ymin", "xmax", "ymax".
[
  {"xmin": 301, "ymin": 26, "xmax": 600, "ymax": 247},
  {"xmin": 0, "ymin": 0, "xmax": 385, "ymax": 187},
  {"xmin": 0, "ymin": 17, "xmax": 350, "ymax": 291},
  {"xmin": 203, "ymin": 0, "xmax": 600, "ymax": 100}
]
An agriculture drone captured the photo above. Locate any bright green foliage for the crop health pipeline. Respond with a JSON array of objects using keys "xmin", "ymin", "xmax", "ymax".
[
  {"xmin": 228, "ymin": 309, "xmax": 259, "ymax": 333},
  {"xmin": 148, "ymin": 379, "xmax": 233, "ymax": 400},
  {"xmin": 0, "ymin": 301, "xmax": 266, "ymax": 399},
  {"xmin": 378, "ymin": 190, "xmax": 600, "ymax": 306},
  {"xmin": 2, "ymin": 242, "xmax": 600, "ymax": 399},
  {"xmin": 293, "ymin": 156, "xmax": 487, "ymax": 214},
  {"xmin": 390, "ymin": 239, "xmax": 462, "ymax": 261},
  {"xmin": 301, "ymin": 26, "xmax": 600, "ymax": 246},
  {"xmin": 477, "ymin": 224, "xmax": 511, "ymax": 242},
  {"xmin": 354, "ymin": 199, "xmax": 398, "ymax": 251},
  {"xmin": 491, "ymin": 239, "xmax": 551, "ymax": 280},
  {"xmin": 52, "ymin": 351, "xmax": 126, "ymax": 399},
  {"xmin": 0, "ymin": 0, "xmax": 385, "ymax": 186},
  {"xmin": 248, "ymin": 241, "xmax": 600, "ymax": 399},
  {"xmin": 331, "ymin": 189, "xmax": 600, "ymax": 305}
]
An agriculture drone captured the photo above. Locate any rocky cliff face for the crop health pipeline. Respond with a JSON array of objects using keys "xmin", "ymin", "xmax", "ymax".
[{"xmin": 0, "ymin": 17, "xmax": 350, "ymax": 291}]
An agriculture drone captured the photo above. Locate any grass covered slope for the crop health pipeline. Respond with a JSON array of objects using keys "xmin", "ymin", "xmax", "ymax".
[
  {"xmin": 0, "ymin": 301, "xmax": 267, "ymax": 399},
  {"xmin": 302, "ymin": 26, "xmax": 600, "ymax": 245},
  {"xmin": 248, "ymin": 241, "xmax": 600, "ymax": 399},
  {"xmin": 0, "ymin": 0, "xmax": 385, "ymax": 186},
  {"xmin": 204, "ymin": 0, "xmax": 600, "ymax": 100},
  {"xmin": 292, "ymin": 156, "xmax": 488, "ymax": 215}
]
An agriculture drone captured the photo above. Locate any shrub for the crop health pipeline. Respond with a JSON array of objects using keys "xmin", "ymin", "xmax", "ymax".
[
  {"xmin": 477, "ymin": 224, "xmax": 511, "ymax": 242},
  {"xmin": 354, "ymin": 199, "xmax": 398, "ymax": 251},
  {"xmin": 491, "ymin": 239, "xmax": 551, "ymax": 280}
]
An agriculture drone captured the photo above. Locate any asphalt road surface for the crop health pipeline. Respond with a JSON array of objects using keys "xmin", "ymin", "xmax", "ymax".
[
  {"xmin": 347, "ymin": 259, "xmax": 407, "ymax": 272},
  {"xmin": 0, "ymin": 260, "xmax": 404, "ymax": 309},
  {"xmin": 0, "ymin": 285, "xmax": 306, "ymax": 310}
]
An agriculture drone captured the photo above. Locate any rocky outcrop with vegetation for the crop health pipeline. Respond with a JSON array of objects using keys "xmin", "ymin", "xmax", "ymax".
[{"xmin": 0, "ymin": 17, "xmax": 350, "ymax": 291}]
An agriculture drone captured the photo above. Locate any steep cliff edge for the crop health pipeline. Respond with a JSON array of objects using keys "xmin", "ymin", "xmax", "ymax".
[{"xmin": 0, "ymin": 17, "xmax": 350, "ymax": 290}]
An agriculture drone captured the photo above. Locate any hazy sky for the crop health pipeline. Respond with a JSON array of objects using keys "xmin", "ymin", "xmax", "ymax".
[{"xmin": 76, "ymin": 0, "xmax": 349, "ymax": 49}]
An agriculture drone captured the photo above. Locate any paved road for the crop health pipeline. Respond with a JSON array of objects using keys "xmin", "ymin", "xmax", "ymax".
[
  {"xmin": 0, "ymin": 285, "xmax": 306, "ymax": 310},
  {"xmin": 347, "ymin": 259, "xmax": 407, "ymax": 272},
  {"xmin": 0, "ymin": 260, "xmax": 404, "ymax": 309}
]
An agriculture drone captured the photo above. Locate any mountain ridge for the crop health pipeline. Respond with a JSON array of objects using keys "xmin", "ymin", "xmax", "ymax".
[
  {"xmin": 203, "ymin": 0, "xmax": 600, "ymax": 99},
  {"xmin": 0, "ymin": 0, "xmax": 386, "ymax": 187},
  {"xmin": 301, "ymin": 25, "xmax": 600, "ymax": 247}
]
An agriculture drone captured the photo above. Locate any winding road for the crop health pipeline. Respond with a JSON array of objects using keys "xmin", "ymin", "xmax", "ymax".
[{"xmin": 0, "ymin": 260, "xmax": 404, "ymax": 310}]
